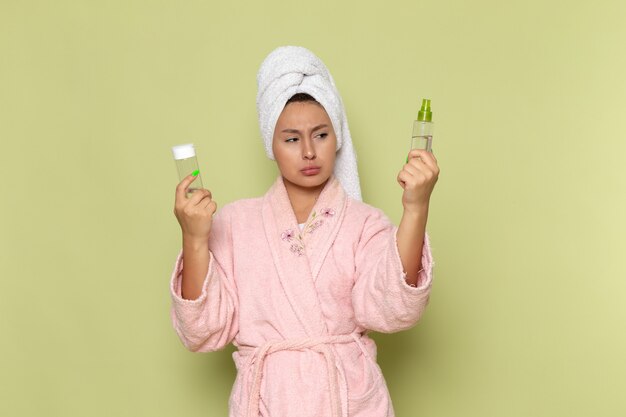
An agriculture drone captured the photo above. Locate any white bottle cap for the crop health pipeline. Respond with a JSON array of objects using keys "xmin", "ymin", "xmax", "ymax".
[{"xmin": 172, "ymin": 143, "xmax": 196, "ymax": 160}]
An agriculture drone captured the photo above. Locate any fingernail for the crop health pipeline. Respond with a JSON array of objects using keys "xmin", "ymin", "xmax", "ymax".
[{"xmin": 192, "ymin": 169, "xmax": 199, "ymax": 177}]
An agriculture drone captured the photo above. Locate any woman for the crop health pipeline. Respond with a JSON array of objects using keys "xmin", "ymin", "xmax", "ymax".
[{"xmin": 170, "ymin": 46, "xmax": 439, "ymax": 417}]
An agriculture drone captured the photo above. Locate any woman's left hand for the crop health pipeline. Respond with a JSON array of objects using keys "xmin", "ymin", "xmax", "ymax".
[{"xmin": 397, "ymin": 149, "xmax": 440, "ymax": 212}]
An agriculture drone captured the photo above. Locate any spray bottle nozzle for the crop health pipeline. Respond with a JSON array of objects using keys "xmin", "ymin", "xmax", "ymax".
[{"xmin": 417, "ymin": 98, "xmax": 432, "ymax": 122}]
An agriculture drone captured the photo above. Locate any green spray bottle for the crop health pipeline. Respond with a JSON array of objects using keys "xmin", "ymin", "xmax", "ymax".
[{"xmin": 411, "ymin": 98, "xmax": 433, "ymax": 152}]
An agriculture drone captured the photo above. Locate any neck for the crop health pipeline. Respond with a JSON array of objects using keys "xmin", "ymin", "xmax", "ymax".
[{"xmin": 283, "ymin": 177, "xmax": 328, "ymax": 223}]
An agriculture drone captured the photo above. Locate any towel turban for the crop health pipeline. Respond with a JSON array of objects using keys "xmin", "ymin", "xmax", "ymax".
[{"xmin": 256, "ymin": 46, "xmax": 362, "ymax": 201}]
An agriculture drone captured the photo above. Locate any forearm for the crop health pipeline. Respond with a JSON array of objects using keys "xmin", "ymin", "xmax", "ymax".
[
  {"xmin": 181, "ymin": 234, "xmax": 210, "ymax": 300},
  {"xmin": 396, "ymin": 205, "xmax": 429, "ymax": 286}
]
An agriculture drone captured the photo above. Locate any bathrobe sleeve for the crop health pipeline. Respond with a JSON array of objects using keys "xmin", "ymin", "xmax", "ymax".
[
  {"xmin": 351, "ymin": 208, "xmax": 433, "ymax": 333},
  {"xmin": 169, "ymin": 204, "xmax": 239, "ymax": 352}
]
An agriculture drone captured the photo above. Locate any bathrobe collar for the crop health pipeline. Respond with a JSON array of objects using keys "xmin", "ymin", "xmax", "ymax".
[{"xmin": 262, "ymin": 175, "xmax": 348, "ymax": 337}]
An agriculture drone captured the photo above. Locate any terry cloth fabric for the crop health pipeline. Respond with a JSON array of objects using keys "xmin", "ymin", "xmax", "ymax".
[
  {"xmin": 256, "ymin": 45, "xmax": 362, "ymax": 201},
  {"xmin": 170, "ymin": 174, "xmax": 434, "ymax": 416}
]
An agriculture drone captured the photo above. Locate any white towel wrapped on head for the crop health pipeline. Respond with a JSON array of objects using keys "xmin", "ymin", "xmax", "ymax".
[{"xmin": 256, "ymin": 45, "xmax": 362, "ymax": 201}]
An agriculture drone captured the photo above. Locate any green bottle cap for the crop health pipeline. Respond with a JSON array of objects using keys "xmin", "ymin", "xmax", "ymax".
[{"xmin": 417, "ymin": 98, "xmax": 432, "ymax": 122}]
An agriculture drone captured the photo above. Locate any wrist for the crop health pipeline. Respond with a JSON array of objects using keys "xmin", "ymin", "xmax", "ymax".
[
  {"xmin": 401, "ymin": 203, "xmax": 429, "ymax": 217},
  {"xmin": 182, "ymin": 234, "xmax": 209, "ymax": 250}
]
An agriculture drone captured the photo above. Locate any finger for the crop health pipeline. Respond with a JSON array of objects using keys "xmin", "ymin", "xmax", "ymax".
[
  {"xmin": 403, "ymin": 161, "xmax": 423, "ymax": 177},
  {"xmin": 175, "ymin": 172, "xmax": 201, "ymax": 201},
  {"xmin": 405, "ymin": 153, "xmax": 433, "ymax": 172},
  {"xmin": 200, "ymin": 192, "xmax": 215, "ymax": 208},
  {"xmin": 188, "ymin": 189, "xmax": 212, "ymax": 207},
  {"xmin": 407, "ymin": 149, "xmax": 429, "ymax": 161},
  {"xmin": 206, "ymin": 200, "xmax": 218, "ymax": 215},
  {"xmin": 415, "ymin": 151, "xmax": 438, "ymax": 171},
  {"xmin": 397, "ymin": 169, "xmax": 415, "ymax": 189},
  {"xmin": 407, "ymin": 151, "xmax": 439, "ymax": 176},
  {"xmin": 201, "ymin": 189, "xmax": 212, "ymax": 200},
  {"xmin": 405, "ymin": 168, "xmax": 430, "ymax": 189}
]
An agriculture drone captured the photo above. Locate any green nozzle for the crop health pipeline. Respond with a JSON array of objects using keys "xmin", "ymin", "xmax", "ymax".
[{"xmin": 417, "ymin": 98, "xmax": 432, "ymax": 122}]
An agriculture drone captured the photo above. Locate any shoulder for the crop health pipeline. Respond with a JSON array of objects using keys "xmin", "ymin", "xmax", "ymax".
[
  {"xmin": 212, "ymin": 197, "xmax": 263, "ymax": 225},
  {"xmin": 346, "ymin": 197, "xmax": 389, "ymax": 220},
  {"xmin": 217, "ymin": 197, "xmax": 263, "ymax": 216},
  {"xmin": 344, "ymin": 197, "xmax": 394, "ymax": 231}
]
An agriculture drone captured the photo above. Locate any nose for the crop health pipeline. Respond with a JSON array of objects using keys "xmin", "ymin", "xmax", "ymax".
[{"xmin": 302, "ymin": 138, "xmax": 316, "ymax": 160}]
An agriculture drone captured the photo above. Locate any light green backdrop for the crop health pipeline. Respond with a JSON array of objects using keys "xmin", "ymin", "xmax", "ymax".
[{"xmin": 1, "ymin": 0, "xmax": 625, "ymax": 416}]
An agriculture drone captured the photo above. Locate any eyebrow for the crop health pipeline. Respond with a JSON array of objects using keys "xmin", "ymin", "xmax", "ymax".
[{"xmin": 281, "ymin": 124, "xmax": 328, "ymax": 134}]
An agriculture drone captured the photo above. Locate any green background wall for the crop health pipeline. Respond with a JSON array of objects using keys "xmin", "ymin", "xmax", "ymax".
[{"xmin": 2, "ymin": 0, "xmax": 625, "ymax": 416}]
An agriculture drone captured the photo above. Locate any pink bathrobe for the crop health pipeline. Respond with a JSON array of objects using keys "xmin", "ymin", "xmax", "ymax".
[{"xmin": 169, "ymin": 175, "xmax": 434, "ymax": 417}]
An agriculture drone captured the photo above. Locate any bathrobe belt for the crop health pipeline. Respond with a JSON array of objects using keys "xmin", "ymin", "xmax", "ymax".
[{"xmin": 240, "ymin": 332, "xmax": 369, "ymax": 417}]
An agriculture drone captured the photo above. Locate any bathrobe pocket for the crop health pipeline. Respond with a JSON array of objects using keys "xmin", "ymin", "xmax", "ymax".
[
  {"xmin": 228, "ymin": 351, "xmax": 253, "ymax": 416},
  {"xmin": 345, "ymin": 346, "xmax": 392, "ymax": 416},
  {"xmin": 228, "ymin": 371, "xmax": 244, "ymax": 416}
]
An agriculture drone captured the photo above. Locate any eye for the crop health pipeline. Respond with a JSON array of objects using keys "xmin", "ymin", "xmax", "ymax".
[
  {"xmin": 316, "ymin": 133, "xmax": 328, "ymax": 139},
  {"xmin": 285, "ymin": 137, "xmax": 299, "ymax": 143}
]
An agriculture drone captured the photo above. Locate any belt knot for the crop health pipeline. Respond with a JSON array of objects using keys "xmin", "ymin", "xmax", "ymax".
[{"xmin": 242, "ymin": 333, "xmax": 367, "ymax": 417}]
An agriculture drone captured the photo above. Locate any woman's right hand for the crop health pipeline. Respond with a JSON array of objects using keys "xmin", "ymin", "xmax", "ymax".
[{"xmin": 174, "ymin": 174, "xmax": 217, "ymax": 242}]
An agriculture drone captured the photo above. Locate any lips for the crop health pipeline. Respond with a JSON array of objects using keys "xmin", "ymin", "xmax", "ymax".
[{"xmin": 301, "ymin": 166, "xmax": 321, "ymax": 176}]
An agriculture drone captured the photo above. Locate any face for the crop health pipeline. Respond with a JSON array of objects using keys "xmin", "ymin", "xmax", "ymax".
[{"xmin": 272, "ymin": 101, "xmax": 337, "ymax": 194}]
